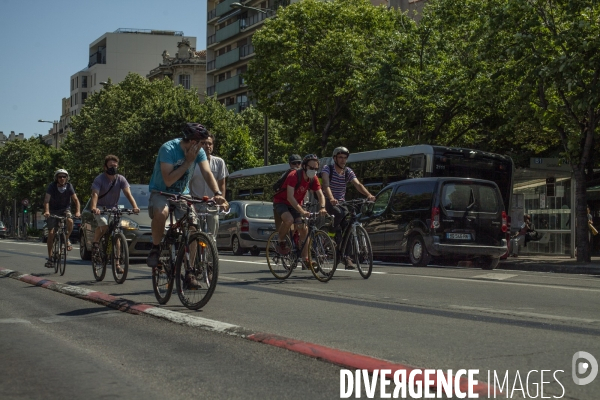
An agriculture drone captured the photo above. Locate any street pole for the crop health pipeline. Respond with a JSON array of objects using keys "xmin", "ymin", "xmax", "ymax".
[{"xmin": 264, "ymin": 114, "xmax": 268, "ymax": 166}]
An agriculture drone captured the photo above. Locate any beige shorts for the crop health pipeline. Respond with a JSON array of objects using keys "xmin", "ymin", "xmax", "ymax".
[
  {"xmin": 94, "ymin": 214, "xmax": 109, "ymax": 227},
  {"xmin": 148, "ymin": 191, "xmax": 188, "ymax": 221}
]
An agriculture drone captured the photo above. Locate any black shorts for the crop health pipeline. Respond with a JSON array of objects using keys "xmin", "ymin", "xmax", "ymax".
[
  {"xmin": 47, "ymin": 211, "xmax": 72, "ymax": 230},
  {"xmin": 273, "ymin": 203, "xmax": 302, "ymax": 223}
]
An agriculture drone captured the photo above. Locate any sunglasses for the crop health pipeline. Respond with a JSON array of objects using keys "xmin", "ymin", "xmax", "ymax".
[
  {"xmin": 290, "ymin": 161, "xmax": 301, "ymax": 166},
  {"xmin": 306, "ymin": 166, "xmax": 319, "ymax": 171},
  {"xmin": 57, "ymin": 175, "xmax": 68, "ymax": 179}
]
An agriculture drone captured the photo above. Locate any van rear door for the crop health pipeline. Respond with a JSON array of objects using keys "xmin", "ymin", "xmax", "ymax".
[{"xmin": 438, "ymin": 181, "xmax": 504, "ymax": 246}]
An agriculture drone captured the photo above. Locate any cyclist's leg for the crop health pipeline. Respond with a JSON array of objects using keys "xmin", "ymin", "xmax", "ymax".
[
  {"xmin": 46, "ymin": 217, "xmax": 58, "ymax": 261},
  {"xmin": 325, "ymin": 199, "xmax": 344, "ymax": 248},
  {"xmin": 274, "ymin": 203, "xmax": 294, "ymax": 254},
  {"xmin": 147, "ymin": 192, "xmax": 169, "ymax": 267}
]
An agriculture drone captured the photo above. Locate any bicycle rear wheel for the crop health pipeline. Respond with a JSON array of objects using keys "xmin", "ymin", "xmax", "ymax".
[
  {"xmin": 92, "ymin": 236, "xmax": 107, "ymax": 281},
  {"xmin": 152, "ymin": 241, "xmax": 176, "ymax": 304},
  {"xmin": 266, "ymin": 232, "xmax": 294, "ymax": 280},
  {"xmin": 176, "ymin": 232, "xmax": 219, "ymax": 310},
  {"xmin": 308, "ymin": 230, "xmax": 337, "ymax": 282},
  {"xmin": 59, "ymin": 232, "xmax": 67, "ymax": 276},
  {"xmin": 111, "ymin": 232, "xmax": 129, "ymax": 284},
  {"xmin": 52, "ymin": 234, "xmax": 61, "ymax": 274},
  {"xmin": 353, "ymin": 226, "xmax": 373, "ymax": 279}
]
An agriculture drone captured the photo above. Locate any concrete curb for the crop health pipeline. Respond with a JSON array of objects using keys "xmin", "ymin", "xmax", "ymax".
[
  {"xmin": 498, "ymin": 262, "xmax": 600, "ymax": 275},
  {"xmin": 0, "ymin": 266, "xmax": 496, "ymax": 397}
]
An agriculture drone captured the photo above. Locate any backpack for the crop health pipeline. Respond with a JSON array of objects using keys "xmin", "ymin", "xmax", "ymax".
[{"xmin": 272, "ymin": 169, "xmax": 303, "ymax": 193}]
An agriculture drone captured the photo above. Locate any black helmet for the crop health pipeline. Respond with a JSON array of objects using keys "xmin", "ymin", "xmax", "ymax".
[
  {"xmin": 332, "ymin": 146, "xmax": 350, "ymax": 157},
  {"xmin": 182, "ymin": 123, "xmax": 209, "ymax": 141},
  {"xmin": 288, "ymin": 154, "xmax": 302, "ymax": 163},
  {"xmin": 302, "ymin": 154, "xmax": 319, "ymax": 167}
]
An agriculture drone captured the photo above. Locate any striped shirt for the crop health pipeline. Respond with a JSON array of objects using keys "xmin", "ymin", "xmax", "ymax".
[{"xmin": 322, "ymin": 164, "xmax": 356, "ymax": 201}]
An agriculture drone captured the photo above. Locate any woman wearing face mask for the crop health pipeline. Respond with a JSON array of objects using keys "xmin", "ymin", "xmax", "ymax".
[
  {"xmin": 90, "ymin": 155, "xmax": 140, "ymax": 272},
  {"xmin": 272, "ymin": 154, "xmax": 328, "ymax": 265}
]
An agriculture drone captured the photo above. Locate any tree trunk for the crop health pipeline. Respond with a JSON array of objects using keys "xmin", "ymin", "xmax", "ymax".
[{"xmin": 573, "ymin": 167, "xmax": 590, "ymax": 262}]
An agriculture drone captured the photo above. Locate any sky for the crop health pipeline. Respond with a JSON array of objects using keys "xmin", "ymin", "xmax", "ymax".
[{"xmin": 0, "ymin": 0, "xmax": 207, "ymax": 139}]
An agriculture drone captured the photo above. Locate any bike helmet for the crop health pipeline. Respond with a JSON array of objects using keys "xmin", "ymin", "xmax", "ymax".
[
  {"xmin": 332, "ymin": 146, "xmax": 350, "ymax": 157},
  {"xmin": 181, "ymin": 123, "xmax": 209, "ymax": 141},
  {"xmin": 54, "ymin": 169, "xmax": 69, "ymax": 180},
  {"xmin": 302, "ymin": 154, "xmax": 319, "ymax": 167}
]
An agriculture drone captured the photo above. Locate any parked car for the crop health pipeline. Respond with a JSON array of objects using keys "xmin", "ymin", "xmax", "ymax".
[
  {"xmin": 362, "ymin": 177, "xmax": 508, "ymax": 269},
  {"xmin": 79, "ymin": 184, "xmax": 152, "ymax": 260},
  {"xmin": 0, "ymin": 221, "xmax": 7, "ymax": 238},
  {"xmin": 217, "ymin": 200, "xmax": 275, "ymax": 256},
  {"xmin": 40, "ymin": 217, "xmax": 81, "ymax": 244}
]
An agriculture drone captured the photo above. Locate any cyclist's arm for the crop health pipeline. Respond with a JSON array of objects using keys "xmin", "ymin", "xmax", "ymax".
[
  {"xmin": 350, "ymin": 178, "xmax": 375, "ymax": 201},
  {"xmin": 160, "ymin": 161, "xmax": 192, "ymax": 188},
  {"xmin": 198, "ymin": 160, "xmax": 225, "ymax": 204},
  {"xmin": 43, "ymin": 193, "xmax": 51, "ymax": 216},
  {"xmin": 122, "ymin": 187, "xmax": 139, "ymax": 211},
  {"xmin": 314, "ymin": 189, "xmax": 327, "ymax": 213},
  {"xmin": 217, "ymin": 177, "xmax": 226, "ymax": 199},
  {"xmin": 90, "ymin": 189, "xmax": 100, "ymax": 213},
  {"xmin": 71, "ymin": 193, "xmax": 81, "ymax": 217},
  {"xmin": 286, "ymin": 185, "xmax": 304, "ymax": 215},
  {"xmin": 320, "ymin": 171, "xmax": 336, "ymax": 202}
]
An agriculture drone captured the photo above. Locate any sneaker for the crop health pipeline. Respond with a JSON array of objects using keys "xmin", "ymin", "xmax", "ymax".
[
  {"xmin": 275, "ymin": 241, "xmax": 290, "ymax": 255},
  {"xmin": 344, "ymin": 256, "xmax": 355, "ymax": 270},
  {"xmin": 185, "ymin": 272, "xmax": 199, "ymax": 290},
  {"xmin": 146, "ymin": 247, "xmax": 160, "ymax": 268}
]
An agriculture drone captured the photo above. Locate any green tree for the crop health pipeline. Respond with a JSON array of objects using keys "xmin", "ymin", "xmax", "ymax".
[{"xmin": 246, "ymin": 0, "xmax": 413, "ymax": 155}]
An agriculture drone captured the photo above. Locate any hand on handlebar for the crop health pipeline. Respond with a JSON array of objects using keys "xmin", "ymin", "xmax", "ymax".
[
  {"xmin": 43, "ymin": 211, "xmax": 50, "ymax": 218},
  {"xmin": 92, "ymin": 208, "xmax": 101, "ymax": 215},
  {"xmin": 329, "ymin": 198, "xmax": 338, "ymax": 206},
  {"xmin": 367, "ymin": 195, "xmax": 376, "ymax": 202},
  {"xmin": 132, "ymin": 207, "xmax": 140, "ymax": 214},
  {"xmin": 319, "ymin": 207, "xmax": 328, "ymax": 216}
]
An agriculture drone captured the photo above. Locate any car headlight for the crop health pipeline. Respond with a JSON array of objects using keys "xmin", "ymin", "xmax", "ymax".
[{"xmin": 120, "ymin": 217, "xmax": 139, "ymax": 230}]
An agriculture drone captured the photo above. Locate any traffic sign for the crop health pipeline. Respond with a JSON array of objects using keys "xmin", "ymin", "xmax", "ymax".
[{"xmin": 21, "ymin": 199, "xmax": 29, "ymax": 206}]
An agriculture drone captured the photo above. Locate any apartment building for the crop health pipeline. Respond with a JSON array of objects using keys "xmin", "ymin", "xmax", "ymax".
[
  {"xmin": 0, "ymin": 131, "xmax": 25, "ymax": 147},
  {"xmin": 147, "ymin": 38, "xmax": 207, "ymax": 102},
  {"xmin": 389, "ymin": 0, "xmax": 428, "ymax": 21},
  {"xmin": 206, "ymin": 0, "xmax": 401, "ymax": 113}
]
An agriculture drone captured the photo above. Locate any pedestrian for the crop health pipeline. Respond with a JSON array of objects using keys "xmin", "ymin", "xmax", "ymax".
[{"xmin": 511, "ymin": 214, "xmax": 533, "ymax": 256}]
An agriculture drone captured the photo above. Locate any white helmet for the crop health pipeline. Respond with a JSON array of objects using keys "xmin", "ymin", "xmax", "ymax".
[
  {"xmin": 332, "ymin": 146, "xmax": 350, "ymax": 157},
  {"xmin": 54, "ymin": 169, "xmax": 69, "ymax": 181}
]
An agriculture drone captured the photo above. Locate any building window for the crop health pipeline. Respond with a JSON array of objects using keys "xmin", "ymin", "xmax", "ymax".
[
  {"xmin": 82, "ymin": 76, "xmax": 87, "ymax": 88},
  {"xmin": 82, "ymin": 92, "xmax": 88, "ymax": 103},
  {"xmin": 71, "ymin": 79, "xmax": 74, "ymax": 91},
  {"xmin": 178, "ymin": 74, "xmax": 191, "ymax": 90}
]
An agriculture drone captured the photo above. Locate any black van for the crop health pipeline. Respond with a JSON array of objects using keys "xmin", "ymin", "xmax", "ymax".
[{"xmin": 362, "ymin": 177, "xmax": 508, "ymax": 269}]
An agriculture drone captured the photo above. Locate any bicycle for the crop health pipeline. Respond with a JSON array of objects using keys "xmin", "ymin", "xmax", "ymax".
[
  {"xmin": 151, "ymin": 192, "xmax": 219, "ymax": 310},
  {"xmin": 91, "ymin": 207, "xmax": 136, "ymax": 284},
  {"xmin": 193, "ymin": 196, "xmax": 230, "ymax": 242},
  {"xmin": 266, "ymin": 205, "xmax": 337, "ymax": 282},
  {"xmin": 47, "ymin": 215, "xmax": 68, "ymax": 276},
  {"xmin": 335, "ymin": 199, "xmax": 374, "ymax": 279}
]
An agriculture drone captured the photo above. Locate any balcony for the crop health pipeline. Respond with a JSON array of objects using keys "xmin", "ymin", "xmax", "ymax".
[
  {"xmin": 240, "ymin": 44, "xmax": 254, "ymax": 58},
  {"xmin": 216, "ymin": 0, "xmax": 238, "ymax": 17},
  {"xmin": 88, "ymin": 49, "xmax": 106, "ymax": 68},
  {"xmin": 243, "ymin": 12, "xmax": 267, "ymax": 29},
  {"xmin": 215, "ymin": 48, "xmax": 240, "ymax": 69},
  {"xmin": 216, "ymin": 20, "xmax": 241, "ymax": 42},
  {"xmin": 215, "ymin": 75, "xmax": 243, "ymax": 95},
  {"xmin": 208, "ymin": 34, "xmax": 217, "ymax": 46},
  {"xmin": 207, "ymin": 60, "xmax": 216, "ymax": 71},
  {"xmin": 226, "ymin": 101, "xmax": 250, "ymax": 113},
  {"xmin": 207, "ymin": 86, "xmax": 216, "ymax": 96},
  {"xmin": 208, "ymin": 8, "xmax": 217, "ymax": 21}
]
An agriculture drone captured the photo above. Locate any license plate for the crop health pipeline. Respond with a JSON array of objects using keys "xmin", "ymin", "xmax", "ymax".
[
  {"xmin": 259, "ymin": 229, "xmax": 273, "ymax": 236},
  {"xmin": 446, "ymin": 233, "xmax": 471, "ymax": 240}
]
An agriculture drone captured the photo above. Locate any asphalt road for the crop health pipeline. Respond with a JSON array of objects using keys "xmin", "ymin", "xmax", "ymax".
[{"xmin": 1, "ymin": 238, "xmax": 599, "ymax": 399}]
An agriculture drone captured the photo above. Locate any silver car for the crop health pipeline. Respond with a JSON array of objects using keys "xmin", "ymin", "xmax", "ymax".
[
  {"xmin": 217, "ymin": 200, "xmax": 275, "ymax": 256},
  {"xmin": 79, "ymin": 184, "xmax": 153, "ymax": 260}
]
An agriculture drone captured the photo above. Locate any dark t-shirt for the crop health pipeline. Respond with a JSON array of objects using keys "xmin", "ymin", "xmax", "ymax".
[{"xmin": 46, "ymin": 182, "xmax": 75, "ymax": 214}]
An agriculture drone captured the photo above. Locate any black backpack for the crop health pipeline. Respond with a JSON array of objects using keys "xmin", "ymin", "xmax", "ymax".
[{"xmin": 272, "ymin": 169, "xmax": 303, "ymax": 193}]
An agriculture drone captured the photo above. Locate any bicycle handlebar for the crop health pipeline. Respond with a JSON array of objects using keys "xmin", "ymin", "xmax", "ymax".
[
  {"xmin": 47, "ymin": 215, "xmax": 69, "ymax": 220},
  {"xmin": 99, "ymin": 207, "xmax": 137, "ymax": 215}
]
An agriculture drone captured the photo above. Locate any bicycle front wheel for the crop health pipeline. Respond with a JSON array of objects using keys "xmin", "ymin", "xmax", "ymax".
[
  {"xmin": 111, "ymin": 232, "xmax": 129, "ymax": 284},
  {"xmin": 308, "ymin": 230, "xmax": 337, "ymax": 283},
  {"xmin": 353, "ymin": 226, "xmax": 373, "ymax": 279},
  {"xmin": 266, "ymin": 232, "xmax": 294, "ymax": 280},
  {"xmin": 92, "ymin": 236, "xmax": 108, "ymax": 281},
  {"xmin": 59, "ymin": 232, "xmax": 67, "ymax": 276},
  {"xmin": 152, "ymin": 241, "xmax": 175, "ymax": 305},
  {"xmin": 52, "ymin": 234, "xmax": 61, "ymax": 274},
  {"xmin": 176, "ymin": 232, "xmax": 219, "ymax": 310}
]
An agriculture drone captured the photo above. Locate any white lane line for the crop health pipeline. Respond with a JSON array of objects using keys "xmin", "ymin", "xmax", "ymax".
[
  {"xmin": 40, "ymin": 312, "xmax": 121, "ymax": 324},
  {"xmin": 0, "ymin": 318, "xmax": 31, "ymax": 324},
  {"xmin": 471, "ymin": 273, "xmax": 518, "ymax": 280},
  {"xmin": 143, "ymin": 307, "xmax": 239, "ymax": 332},
  {"xmin": 450, "ymin": 305, "xmax": 600, "ymax": 324}
]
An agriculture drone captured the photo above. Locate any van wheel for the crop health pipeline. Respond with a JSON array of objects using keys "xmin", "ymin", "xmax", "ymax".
[
  {"xmin": 479, "ymin": 256, "xmax": 499, "ymax": 270},
  {"xmin": 80, "ymin": 232, "xmax": 91, "ymax": 260},
  {"xmin": 232, "ymin": 236, "xmax": 245, "ymax": 255},
  {"xmin": 409, "ymin": 235, "xmax": 431, "ymax": 267}
]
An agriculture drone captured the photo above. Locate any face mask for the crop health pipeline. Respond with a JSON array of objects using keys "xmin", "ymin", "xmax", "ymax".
[
  {"xmin": 106, "ymin": 167, "xmax": 118, "ymax": 176},
  {"xmin": 306, "ymin": 169, "xmax": 317, "ymax": 179}
]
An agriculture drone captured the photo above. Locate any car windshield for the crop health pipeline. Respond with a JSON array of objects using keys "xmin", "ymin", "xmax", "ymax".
[
  {"xmin": 246, "ymin": 204, "xmax": 274, "ymax": 219},
  {"xmin": 118, "ymin": 186, "xmax": 151, "ymax": 208}
]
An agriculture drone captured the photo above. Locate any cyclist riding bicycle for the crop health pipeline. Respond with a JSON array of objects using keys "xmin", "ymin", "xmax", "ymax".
[
  {"xmin": 43, "ymin": 169, "xmax": 81, "ymax": 268},
  {"xmin": 273, "ymin": 154, "xmax": 328, "ymax": 265},
  {"xmin": 146, "ymin": 123, "xmax": 226, "ymax": 289},
  {"xmin": 321, "ymin": 147, "xmax": 375, "ymax": 269},
  {"xmin": 90, "ymin": 155, "xmax": 140, "ymax": 274}
]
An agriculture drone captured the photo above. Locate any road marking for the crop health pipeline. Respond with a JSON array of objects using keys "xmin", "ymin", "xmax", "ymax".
[
  {"xmin": 471, "ymin": 273, "xmax": 518, "ymax": 280},
  {"xmin": 0, "ymin": 318, "xmax": 31, "ymax": 324},
  {"xmin": 40, "ymin": 312, "xmax": 121, "ymax": 324},
  {"xmin": 450, "ymin": 305, "xmax": 600, "ymax": 324},
  {"xmin": 143, "ymin": 307, "xmax": 238, "ymax": 332}
]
